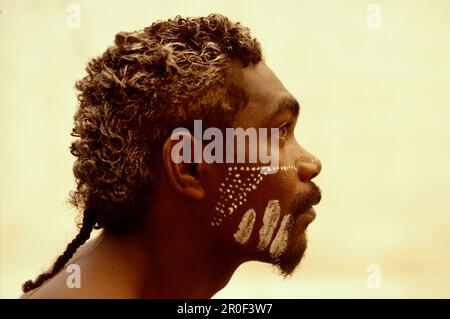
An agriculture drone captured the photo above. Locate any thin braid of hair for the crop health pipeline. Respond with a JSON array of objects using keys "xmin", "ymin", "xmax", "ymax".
[{"xmin": 21, "ymin": 207, "xmax": 97, "ymax": 293}]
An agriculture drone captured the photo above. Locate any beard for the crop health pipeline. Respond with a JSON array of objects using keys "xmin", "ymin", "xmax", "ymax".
[
  {"xmin": 271, "ymin": 182, "xmax": 321, "ymax": 276},
  {"xmin": 272, "ymin": 216, "xmax": 308, "ymax": 276}
]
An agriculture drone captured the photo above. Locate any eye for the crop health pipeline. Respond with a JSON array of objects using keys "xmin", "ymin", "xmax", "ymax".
[{"xmin": 279, "ymin": 122, "xmax": 292, "ymax": 139}]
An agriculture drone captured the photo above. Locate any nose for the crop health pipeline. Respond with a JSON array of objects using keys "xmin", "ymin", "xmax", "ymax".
[{"xmin": 296, "ymin": 151, "xmax": 322, "ymax": 182}]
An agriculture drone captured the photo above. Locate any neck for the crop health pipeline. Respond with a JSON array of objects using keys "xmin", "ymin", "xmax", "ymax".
[
  {"xmin": 94, "ymin": 207, "xmax": 241, "ymax": 298},
  {"xmin": 140, "ymin": 207, "xmax": 241, "ymax": 298}
]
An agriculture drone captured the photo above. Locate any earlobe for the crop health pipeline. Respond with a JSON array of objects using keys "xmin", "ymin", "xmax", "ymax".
[{"xmin": 162, "ymin": 134, "xmax": 206, "ymax": 200}]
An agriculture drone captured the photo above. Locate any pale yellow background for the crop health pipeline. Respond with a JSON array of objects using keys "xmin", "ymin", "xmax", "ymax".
[{"xmin": 1, "ymin": 0, "xmax": 449, "ymax": 298}]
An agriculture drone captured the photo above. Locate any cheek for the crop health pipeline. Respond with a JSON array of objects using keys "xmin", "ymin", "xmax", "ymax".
[
  {"xmin": 209, "ymin": 164, "xmax": 299, "ymax": 253},
  {"xmin": 232, "ymin": 199, "xmax": 282, "ymax": 249},
  {"xmin": 210, "ymin": 165, "xmax": 263, "ymax": 227},
  {"xmin": 233, "ymin": 208, "xmax": 256, "ymax": 244},
  {"xmin": 255, "ymin": 199, "xmax": 281, "ymax": 250},
  {"xmin": 210, "ymin": 164, "xmax": 298, "ymax": 227},
  {"xmin": 231, "ymin": 199, "xmax": 294, "ymax": 260},
  {"xmin": 268, "ymin": 214, "xmax": 293, "ymax": 258}
]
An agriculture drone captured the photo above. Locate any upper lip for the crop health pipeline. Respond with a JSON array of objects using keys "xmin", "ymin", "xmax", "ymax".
[
  {"xmin": 293, "ymin": 185, "xmax": 321, "ymax": 216},
  {"xmin": 300, "ymin": 194, "xmax": 321, "ymax": 216}
]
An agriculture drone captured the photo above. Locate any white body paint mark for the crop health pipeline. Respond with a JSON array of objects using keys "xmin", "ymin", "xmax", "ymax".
[
  {"xmin": 234, "ymin": 208, "xmax": 256, "ymax": 245},
  {"xmin": 269, "ymin": 214, "xmax": 293, "ymax": 259},
  {"xmin": 257, "ymin": 200, "xmax": 281, "ymax": 251},
  {"xmin": 212, "ymin": 165, "xmax": 297, "ymax": 227}
]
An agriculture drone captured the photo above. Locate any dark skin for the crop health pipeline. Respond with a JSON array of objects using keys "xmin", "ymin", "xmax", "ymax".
[{"xmin": 23, "ymin": 62, "xmax": 321, "ymax": 299}]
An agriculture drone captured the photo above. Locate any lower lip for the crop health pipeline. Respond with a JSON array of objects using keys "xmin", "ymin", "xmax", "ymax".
[{"xmin": 296, "ymin": 207, "xmax": 316, "ymax": 224}]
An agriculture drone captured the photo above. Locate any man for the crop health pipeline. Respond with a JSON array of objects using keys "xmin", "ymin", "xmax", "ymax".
[{"xmin": 22, "ymin": 13, "xmax": 321, "ymax": 298}]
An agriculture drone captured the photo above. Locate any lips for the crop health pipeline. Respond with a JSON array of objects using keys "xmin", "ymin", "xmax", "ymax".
[
  {"xmin": 290, "ymin": 182, "xmax": 321, "ymax": 221},
  {"xmin": 309, "ymin": 187, "xmax": 322, "ymax": 207},
  {"xmin": 294, "ymin": 205, "xmax": 316, "ymax": 220},
  {"xmin": 293, "ymin": 194, "xmax": 320, "ymax": 218},
  {"xmin": 300, "ymin": 207, "xmax": 316, "ymax": 222}
]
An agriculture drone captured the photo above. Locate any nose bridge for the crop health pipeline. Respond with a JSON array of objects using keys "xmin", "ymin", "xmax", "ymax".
[{"xmin": 295, "ymin": 146, "xmax": 322, "ymax": 182}]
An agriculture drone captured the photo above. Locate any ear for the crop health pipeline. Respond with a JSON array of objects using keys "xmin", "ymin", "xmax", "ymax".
[{"xmin": 162, "ymin": 130, "xmax": 205, "ymax": 200}]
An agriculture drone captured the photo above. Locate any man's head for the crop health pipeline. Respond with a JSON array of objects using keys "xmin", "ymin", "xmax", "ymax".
[
  {"xmin": 23, "ymin": 13, "xmax": 321, "ymax": 293},
  {"xmin": 69, "ymin": 14, "xmax": 262, "ymax": 232},
  {"xmin": 163, "ymin": 62, "xmax": 322, "ymax": 277}
]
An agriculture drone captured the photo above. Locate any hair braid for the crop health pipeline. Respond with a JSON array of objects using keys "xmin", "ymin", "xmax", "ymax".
[{"xmin": 22, "ymin": 208, "xmax": 97, "ymax": 293}]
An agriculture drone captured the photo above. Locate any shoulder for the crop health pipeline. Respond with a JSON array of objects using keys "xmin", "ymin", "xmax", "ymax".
[{"xmin": 20, "ymin": 269, "xmax": 82, "ymax": 299}]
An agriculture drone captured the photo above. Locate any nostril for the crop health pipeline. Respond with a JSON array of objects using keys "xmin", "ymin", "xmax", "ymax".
[{"xmin": 296, "ymin": 156, "xmax": 321, "ymax": 181}]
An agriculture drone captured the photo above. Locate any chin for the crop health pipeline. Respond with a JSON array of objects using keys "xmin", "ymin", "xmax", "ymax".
[{"xmin": 273, "ymin": 224, "xmax": 308, "ymax": 277}]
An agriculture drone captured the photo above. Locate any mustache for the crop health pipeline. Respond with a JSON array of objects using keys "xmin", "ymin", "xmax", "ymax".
[{"xmin": 290, "ymin": 182, "xmax": 322, "ymax": 216}]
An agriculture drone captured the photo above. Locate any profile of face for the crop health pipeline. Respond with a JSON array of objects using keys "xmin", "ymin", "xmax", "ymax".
[{"xmin": 196, "ymin": 62, "xmax": 322, "ymax": 276}]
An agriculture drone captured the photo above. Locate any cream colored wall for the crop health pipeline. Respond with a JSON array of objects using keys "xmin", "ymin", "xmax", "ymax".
[{"xmin": 1, "ymin": 0, "xmax": 449, "ymax": 298}]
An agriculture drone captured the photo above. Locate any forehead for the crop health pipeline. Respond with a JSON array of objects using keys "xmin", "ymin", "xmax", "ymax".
[{"xmin": 232, "ymin": 62, "xmax": 294, "ymax": 128}]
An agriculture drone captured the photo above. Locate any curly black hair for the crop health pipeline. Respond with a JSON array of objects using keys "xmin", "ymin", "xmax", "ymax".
[{"xmin": 22, "ymin": 13, "xmax": 262, "ymax": 293}]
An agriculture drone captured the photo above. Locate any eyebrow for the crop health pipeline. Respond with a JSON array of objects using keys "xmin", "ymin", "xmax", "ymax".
[{"xmin": 270, "ymin": 97, "xmax": 300, "ymax": 119}]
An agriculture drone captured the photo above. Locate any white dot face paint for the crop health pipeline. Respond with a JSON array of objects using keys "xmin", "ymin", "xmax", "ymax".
[
  {"xmin": 211, "ymin": 165, "xmax": 297, "ymax": 227},
  {"xmin": 211, "ymin": 165, "xmax": 264, "ymax": 226},
  {"xmin": 257, "ymin": 199, "xmax": 281, "ymax": 251},
  {"xmin": 269, "ymin": 214, "xmax": 293, "ymax": 259},
  {"xmin": 233, "ymin": 208, "xmax": 256, "ymax": 245}
]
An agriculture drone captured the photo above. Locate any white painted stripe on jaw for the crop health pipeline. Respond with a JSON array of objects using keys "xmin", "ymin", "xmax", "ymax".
[
  {"xmin": 269, "ymin": 214, "xmax": 293, "ymax": 259},
  {"xmin": 257, "ymin": 200, "xmax": 281, "ymax": 251},
  {"xmin": 234, "ymin": 208, "xmax": 256, "ymax": 245}
]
